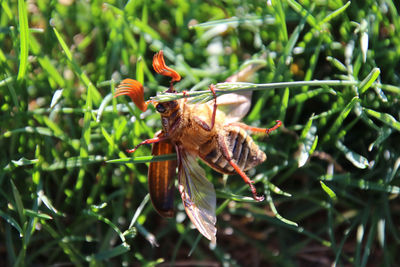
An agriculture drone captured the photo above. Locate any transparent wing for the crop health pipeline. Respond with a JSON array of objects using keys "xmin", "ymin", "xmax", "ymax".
[
  {"xmin": 213, "ymin": 91, "xmax": 252, "ymax": 123},
  {"xmin": 176, "ymin": 146, "xmax": 217, "ymax": 244},
  {"xmin": 207, "ymin": 61, "xmax": 265, "ymax": 123}
]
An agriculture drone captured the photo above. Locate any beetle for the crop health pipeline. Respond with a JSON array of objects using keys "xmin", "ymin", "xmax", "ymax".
[{"xmin": 115, "ymin": 51, "xmax": 281, "ymax": 242}]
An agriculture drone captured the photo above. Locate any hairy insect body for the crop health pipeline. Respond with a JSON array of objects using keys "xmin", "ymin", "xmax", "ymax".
[
  {"xmin": 157, "ymin": 99, "xmax": 219, "ymax": 150},
  {"xmin": 204, "ymin": 126, "xmax": 266, "ymax": 174},
  {"xmin": 157, "ymin": 99, "xmax": 267, "ymax": 177}
]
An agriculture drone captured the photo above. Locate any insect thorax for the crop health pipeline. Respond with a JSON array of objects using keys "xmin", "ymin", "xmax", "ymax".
[{"xmin": 156, "ymin": 100, "xmax": 182, "ymax": 134}]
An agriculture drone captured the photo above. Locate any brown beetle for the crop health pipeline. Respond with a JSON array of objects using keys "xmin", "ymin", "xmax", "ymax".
[{"xmin": 115, "ymin": 51, "xmax": 281, "ymax": 243}]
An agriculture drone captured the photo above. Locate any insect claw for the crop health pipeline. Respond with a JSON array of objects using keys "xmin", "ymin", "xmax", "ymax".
[
  {"xmin": 265, "ymin": 120, "xmax": 282, "ymax": 135},
  {"xmin": 226, "ymin": 120, "xmax": 282, "ymax": 136},
  {"xmin": 126, "ymin": 136, "xmax": 169, "ymax": 154},
  {"xmin": 253, "ymin": 194, "xmax": 265, "ymax": 202},
  {"xmin": 248, "ymin": 181, "xmax": 264, "ymax": 202},
  {"xmin": 126, "ymin": 148, "xmax": 137, "ymax": 153}
]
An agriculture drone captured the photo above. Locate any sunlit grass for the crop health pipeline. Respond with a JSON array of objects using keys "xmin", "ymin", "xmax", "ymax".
[{"xmin": 1, "ymin": 0, "xmax": 399, "ymax": 266}]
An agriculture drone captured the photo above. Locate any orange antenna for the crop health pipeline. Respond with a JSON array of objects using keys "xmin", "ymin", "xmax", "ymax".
[
  {"xmin": 152, "ymin": 50, "xmax": 181, "ymax": 91},
  {"xmin": 114, "ymin": 79, "xmax": 148, "ymax": 112}
]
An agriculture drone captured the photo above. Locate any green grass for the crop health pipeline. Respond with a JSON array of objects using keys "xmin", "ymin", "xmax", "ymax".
[{"xmin": 1, "ymin": 0, "xmax": 400, "ymax": 266}]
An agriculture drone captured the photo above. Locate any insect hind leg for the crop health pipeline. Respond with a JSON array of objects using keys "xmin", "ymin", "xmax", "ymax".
[
  {"xmin": 217, "ymin": 134, "xmax": 264, "ymax": 201},
  {"xmin": 227, "ymin": 120, "xmax": 282, "ymax": 135},
  {"xmin": 230, "ymin": 160, "xmax": 265, "ymax": 202}
]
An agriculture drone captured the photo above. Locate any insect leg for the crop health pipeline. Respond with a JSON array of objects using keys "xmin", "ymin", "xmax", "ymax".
[
  {"xmin": 227, "ymin": 120, "xmax": 282, "ymax": 135},
  {"xmin": 126, "ymin": 135, "xmax": 169, "ymax": 153},
  {"xmin": 209, "ymin": 84, "xmax": 218, "ymax": 130},
  {"xmin": 192, "ymin": 85, "xmax": 218, "ymax": 132},
  {"xmin": 217, "ymin": 135, "xmax": 265, "ymax": 201},
  {"xmin": 182, "ymin": 90, "xmax": 189, "ymax": 103}
]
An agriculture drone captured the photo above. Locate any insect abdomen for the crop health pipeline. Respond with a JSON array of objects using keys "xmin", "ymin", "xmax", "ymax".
[{"xmin": 201, "ymin": 126, "xmax": 266, "ymax": 174}]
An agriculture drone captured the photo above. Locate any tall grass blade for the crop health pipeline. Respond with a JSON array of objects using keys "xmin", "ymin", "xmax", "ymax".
[{"xmin": 17, "ymin": 0, "xmax": 29, "ymax": 80}]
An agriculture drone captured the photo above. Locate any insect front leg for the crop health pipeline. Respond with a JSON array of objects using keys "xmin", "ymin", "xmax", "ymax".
[
  {"xmin": 217, "ymin": 134, "xmax": 265, "ymax": 202},
  {"xmin": 227, "ymin": 120, "xmax": 282, "ymax": 135},
  {"xmin": 192, "ymin": 85, "xmax": 218, "ymax": 131},
  {"xmin": 126, "ymin": 135, "xmax": 169, "ymax": 153}
]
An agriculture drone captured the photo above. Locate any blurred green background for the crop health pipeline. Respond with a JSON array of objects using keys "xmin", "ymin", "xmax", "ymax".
[{"xmin": 1, "ymin": 0, "xmax": 400, "ymax": 266}]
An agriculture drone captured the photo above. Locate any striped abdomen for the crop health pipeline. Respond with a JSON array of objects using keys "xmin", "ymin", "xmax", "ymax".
[{"xmin": 201, "ymin": 126, "xmax": 266, "ymax": 174}]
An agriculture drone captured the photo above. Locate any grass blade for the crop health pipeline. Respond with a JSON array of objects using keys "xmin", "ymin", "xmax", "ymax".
[
  {"xmin": 189, "ymin": 15, "xmax": 275, "ymax": 29},
  {"xmin": 151, "ymin": 80, "xmax": 358, "ymax": 103},
  {"xmin": 323, "ymin": 96, "xmax": 359, "ymax": 143},
  {"xmin": 17, "ymin": 0, "xmax": 29, "ymax": 80},
  {"xmin": 0, "ymin": 210, "xmax": 23, "ymax": 235},
  {"xmin": 359, "ymin": 68, "xmax": 381, "ymax": 94},
  {"xmin": 320, "ymin": 181, "xmax": 337, "ymax": 201},
  {"xmin": 318, "ymin": 174, "xmax": 400, "ymax": 194},
  {"xmin": 37, "ymin": 56, "xmax": 66, "ymax": 88},
  {"xmin": 287, "ymin": 0, "xmax": 318, "ymax": 29},
  {"xmin": 45, "ymin": 155, "xmax": 105, "ymax": 171},
  {"xmin": 336, "ymin": 140, "xmax": 369, "ymax": 169},
  {"xmin": 364, "ymin": 108, "xmax": 400, "ymax": 132},
  {"xmin": 107, "ymin": 154, "xmax": 176, "ymax": 164},
  {"xmin": 265, "ymin": 186, "xmax": 298, "ymax": 227},
  {"xmin": 298, "ymin": 115, "xmax": 317, "ymax": 167},
  {"xmin": 92, "ymin": 243, "xmax": 130, "ymax": 261},
  {"xmin": 10, "ymin": 180, "xmax": 26, "ymax": 227},
  {"xmin": 52, "ymin": 27, "xmax": 102, "ymax": 105},
  {"xmin": 320, "ymin": 1, "xmax": 351, "ymax": 25}
]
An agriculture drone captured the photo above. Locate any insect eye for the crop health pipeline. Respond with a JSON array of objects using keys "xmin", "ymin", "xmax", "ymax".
[{"xmin": 156, "ymin": 103, "xmax": 166, "ymax": 113}]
